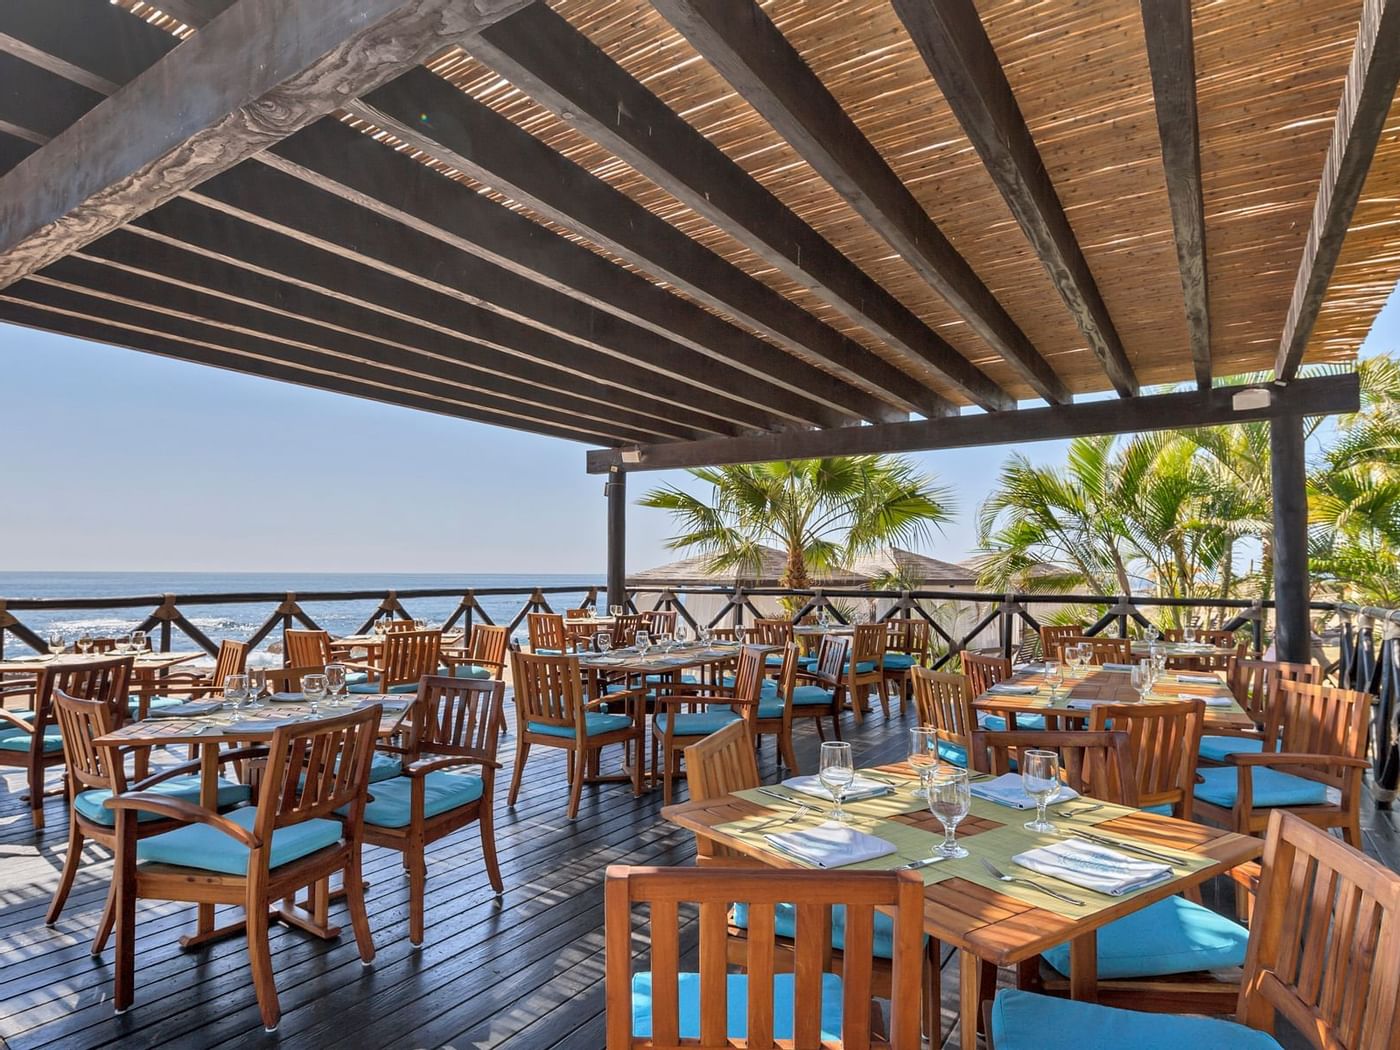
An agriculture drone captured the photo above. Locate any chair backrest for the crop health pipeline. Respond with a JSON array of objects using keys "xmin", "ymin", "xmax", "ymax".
[
  {"xmin": 971, "ymin": 729, "xmax": 1140, "ymax": 806},
  {"xmin": 809, "ymin": 635, "xmax": 850, "ymax": 685},
  {"xmin": 380, "ymin": 630, "xmax": 442, "ymax": 690},
  {"xmin": 1069, "ymin": 635, "xmax": 1132, "ymax": 665},
  {"xmin": 87, "ymin": 637, "xmax": 121, "ymax": 654},
  {"xmin": 511, "ymin": 650, "xmax": 587, "ymax": 735},
  {"xmin": 646, "ymin": 609, "xmax": 678, "ymax": 635},
  {"xmin": 1040, "ymin": 624, "xmax": 1085, "ymax": 662},
  {"xmin": 256, "ymin": 705, "xmax": 380, "ymax": 842},
  {"xmin": 1165, "ymin": 627, "xmax": 1240, "ymax": 648},
  {"xmin": 849, "ymin": 623, "xmax": 886, "ymax": 671},
  {"xmin": 728, "ymin": 646, "xmax": 770, "ymax": 716},
  {"xmin": 284, "ymin": 629, "xmax": 332, "ymax": 668},
  {"xmin": 1227, "ymin": 657, "xmax": 1320, "ymax": 726},
  {"xmin": 962, "ymin": 651, "xmax": 1011, "ymax": 696},
  {"xmin": 466, "ymin": 624, "xmax": 510, "ymax": 677},
  {"xmin": 611, "ymin": 614, "xmax": 647, "ymax": 647},
  {"xmin": 604, "ymin": 865, "xmax": 924, "ymax": 1048},
  {"xmin": 410, "ymin": 675, "xmax": 504, "ymax": 761},
  {"xmin": 51, "ymin": 684, "xmax": 131, "ymax": 795},
  {"xmin": 1238, "ymin": 811, "xmax": 1400, "ymax": 1049},
  {"xmin": 527, "ymin": 612, "xmax": 570, "ymax": 652},
  {"xmin": 212, "ymin": 639, "xmax": 249, "ymax": 684},
  {"xmin": 566, "ymin": 607, "xmax": 590, "ymax": 620},
  {"xmin": 885, "ymin": 617, "xmax": 932, "ymax": 659},
  {"xmin": 1265, "ymin": 681, "xmax": 1371, "ymax": 789},
  {"xmin": 751, "ymin": 617, "xmax": 793, "ymax": 646},
  {"xmin": 683, "ymin": 722, "xmax": 761, "ymax": 861},
  {"xmin": 911, "ymin": 667, "xmax": 975, "ymax": 754},
  {"xmin": 34, "ymin": 656, "xmax": 134, "ymax": 738},
  {"xmin": 263, "ymin": 665, "xmax": 326, "ymax": 692},
  {"xmin": 1088, "ymin": 699, "xmax": 1203, "ymax": 815},
  {"xmin": 382, "ymin": 619, "xmax": 420, "ymax": 632}
]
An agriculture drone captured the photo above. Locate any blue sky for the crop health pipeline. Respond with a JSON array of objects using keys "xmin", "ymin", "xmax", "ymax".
[{"xmin": 2, "ymin": 283, "xmax": 1395, "ymax": 575}]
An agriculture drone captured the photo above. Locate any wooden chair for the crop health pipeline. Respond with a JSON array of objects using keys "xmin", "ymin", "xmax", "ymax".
[
  {"xmin": 1201, "ymin": 657, "xmax": 1320, "ymax": 765},
  {"xmin": 1066, "ymin": 635, "xmax": 1132, "ymax": 666},
  {"xmin": 108, "ymin": 705, "xmax": 380, "ymax": 1031},
  {"xmin": 604, "ymin": 865, "xmax": 924, "ymax": 1048},
  {"xmin": 652, "ymin": 646, "xmax": 766, "ymax": 804},
  {"xmin": 508, "ymin": 650, "xmax": 644, "ymax": 819},
  {"xmin": 970, "ymin": 729, "xmax": 1138, "ymax": 804},
  {"xmin": 962, "ymin": 652, "xmax": 1044, "ymax": 731},
  {"xmin": 683, "ymin": 719, "xmax": 762, "ymax": 865},
  {"xmin": 138, "ymin": 639, "xmax": 250, "ymax": 714},
  {"xmin": 645, "ymin": 609, "xmax": 678, "ymax": 636},
  {"xmin": 1087, "ymin": 699, "xmax": 1203, "ymax": 819},
  {"xmin": 1163, "ymin": 627, "xmax": 1240, "ymax": 648},
  {"xmin": 47, "ymin": 683, "xmax": 253, "ymax": 953},
  {"xmin": 986, "ymin": 811, "xmax": 1400, "ymax": 1048},
  {"xmin": 381, "ymin": 618, "xmax": 421, "ymax": 632},
  {"xmin": 798, "ymin": 635, "xmax": 849, "ymax": 742},
  {"xmin": 360, "ymin": 675, "xmax": 504, "ymax": 944},
  {"xmin": 840, "ymin": 623, "xmax": 889, "ymax": 723},
  {"xmin": 527, "ymin": 612, "xmax": 575, "ymax": 654},
  {"xmin": 440, "ymin": 623, "xmax": 509, "ymax": 681},
  {"xmin": 349, "ymin": 629, "xmax": 440, "ymax": 694},
  {"xmin": 0, "ymin": 656, "xmax": 136, "ymax": 831},
  {"xmin": 1038, "ymin": 624, "xmax": 1085, "ymax": 662},
  {"xmin": 611, "ymin": 613, "xmax": 647, "ymax": 647},
  {"xmin": 751, "ymin": 644, "xmax": 803, "ymax": 773},
  {"xmin": 911, "ymin": 667, "xmax": 976, "ymax": 768},
  {"xmin": 284, "ymin": 628, "xmax": 333, "ymax": 668},
  {"xmin": 882, "ymin": 618, "xmax": 932, "ymax": 711}
]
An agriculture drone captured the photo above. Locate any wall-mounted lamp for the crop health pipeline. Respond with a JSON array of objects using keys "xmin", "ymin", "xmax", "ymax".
[{"xmin": 620, "ymin": 448, "xmax": 644, "ymax": 464}]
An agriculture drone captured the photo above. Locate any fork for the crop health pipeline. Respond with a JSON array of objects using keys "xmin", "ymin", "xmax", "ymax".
[
  {"xmin": 752, "ymin": 805, "xmax": 811, "ymax": 831},
  {"xmin": 1059, "ymin": 803, "xmax": 1104, "ymax": 817},
  {"xmin": 980, "ymin": 858, "xmax": 1085, "ymax": 906}
]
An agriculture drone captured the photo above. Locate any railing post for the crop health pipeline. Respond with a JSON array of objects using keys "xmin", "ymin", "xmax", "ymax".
[
  {"xmin": 999, "ymin": 592, "xmax": 1014, "ymax": 659},
  {"xmin": 155, "ymin": 594, "xmax": 178, "ymax": 652}
]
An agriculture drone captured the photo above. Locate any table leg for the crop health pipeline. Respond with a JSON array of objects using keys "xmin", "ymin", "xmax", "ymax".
[
  {"xmin": 1069, "ymin": 933, "xmax": 1099, "ymax": 1002},
  {"xmin": 959, "ymin": 950, "xmax": 981, "ymax": 1050},
  {"xmin": 194, "ymin": 742, "xmax": 218, "ymax": 938}
]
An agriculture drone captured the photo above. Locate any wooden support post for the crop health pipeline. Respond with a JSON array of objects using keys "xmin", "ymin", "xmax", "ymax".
[
  {"xmin": 1270, "ymin": 414, "xmax": 1311, "ymax": 662},
  {"xmin": 606, "ymin": 467, "xmax": 627, "ymax": 615}
]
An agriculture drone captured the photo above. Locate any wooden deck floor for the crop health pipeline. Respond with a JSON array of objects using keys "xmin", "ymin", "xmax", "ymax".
[{"xmin": 2, "ymin": 696, "xmax": 1398, "ymax": 1049}]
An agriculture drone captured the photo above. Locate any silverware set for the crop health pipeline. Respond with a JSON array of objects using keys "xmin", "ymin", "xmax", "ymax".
[{"xmin": 980, "ymin": 858, "xmax": 1085, "ymax": 906}]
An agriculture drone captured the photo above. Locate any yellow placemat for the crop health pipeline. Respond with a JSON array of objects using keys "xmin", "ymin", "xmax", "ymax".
[
  {"xmin": 967, "ymin": 794, "xmax": 1139, "ymax": 828},
  {"xmin": 733, "ymin": 783, "xmax": 929, "ymax": 819},
  {"xmin": 711, "ymin": 811, "xmax": 954, "ymax": 884}
]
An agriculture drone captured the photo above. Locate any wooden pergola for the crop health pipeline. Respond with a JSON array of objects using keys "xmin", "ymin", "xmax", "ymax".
[{"xmin": 0, "ymin": 0, "xmax": 1397, "ymax": 662}]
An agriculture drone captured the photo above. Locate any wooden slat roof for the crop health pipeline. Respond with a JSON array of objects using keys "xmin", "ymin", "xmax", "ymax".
[{"xmin": 0, "ymin": 0, "xmax": 1393, "ymax": 452}]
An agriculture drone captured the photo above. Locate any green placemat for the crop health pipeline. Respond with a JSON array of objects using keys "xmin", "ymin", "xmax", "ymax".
[
  {"xmin": 967, "ymin": 794, "xmax": 1138, "ymax": 828},
  {"xmin": 711, "ymin": 811, "xmax": 954, "ymax": 884},
  {"xmin": 733, "ymin": 783, "xmax": 930, "ymax": 819}
]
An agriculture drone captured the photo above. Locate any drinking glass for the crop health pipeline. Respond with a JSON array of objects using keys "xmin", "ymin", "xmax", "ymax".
[
  {"xmin": 414, "ymin": 619, "xmax": 427, "ymax": 632},
  {"xmin": 908, "ymin": 726, "xmax": 937, "ymax": 799},
  {"xmin": 129, "ymin": 630, "xmax": 147, "ymax": 654},
  {"xmin": 658, "ymin": 633, "xmax": 674, "ymax": 654},
  {"xmin": 1073, "ymin": 642, "xmax": 1091, "ymax": 676},
  {"xmin": 48, "ymin": 630, "xmax": 65, "ymax": 656},
  {"xmin": 248, "ymin": 667, "xmax": 267, "ymax": 709},
  {"xmin": 635, "ymin": 630, "xmax": 651, "ymax": 658},
  {"xmin": 224, "ymin": 673, "xmax": 249, "ymax": 722},
  {"xmin": 1131, "ymin": 661, "xmax": 1153, "ymax": 702},
  {"xmin": 817, "ymin": 605, "xmax": 830, "ymax": 628},
  {"xmin": 609, "ymin": 605, "xmax": 623, "ymax": 618},
  {"xmin": 77, "ymin": 633, "xmax": 93, "ymax": 655},
  {"xmin": 735, "ymin": 625, "xmax": 746, "ymax": 644},
  {"xmin": 1146, "ymin": 623, "xmax": 1162, "ymax": 643},
  {"xmin": 595, "ymin": 630, "xmax": 613, "ymax": 654},
  {"xmin": 1021, "ymin": 749, "xmax": 1061, "ymax": 833},
  {"xmin": 324, "ymin": 663, "xmax": 348, "ymax": 706},
  {"xmin": 1183, "ymin": 624, "xmax": 1197, "ymax": 644},
  {"xmin": 675, "ymin": 625, "xmax": 689, "ymax": 647},
  {"xmin": 1043, "ymin": 659, "xmax": 1063, "ymax": 699},
  {"xmin": 818, "ymin": 741, "xmax": 855, "ymax": 824},
  {"xmin": 698, "ymin": 625, "xmax": 712, "ymax": 646},
  {"xmin": 928, "ymin": 768, "xmax": 971, "ymax": 858},
  {"xmin": 302, "ymin": 673, "xmax": 328, "ymax": 714}
]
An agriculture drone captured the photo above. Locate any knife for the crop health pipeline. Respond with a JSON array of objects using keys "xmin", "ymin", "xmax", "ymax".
[
  {"xmin": 1070, "ymin": 829, "xmax": 1184, "ymax": 869},
  {"xmin": 896, "ymin": 856, "xmax": 946, "ymax": 871}
]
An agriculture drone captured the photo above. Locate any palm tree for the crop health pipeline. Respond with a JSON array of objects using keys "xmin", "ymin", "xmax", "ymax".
[{"xmin": 638, "ymin": 457, "xmax": 952, "ymax": 594}]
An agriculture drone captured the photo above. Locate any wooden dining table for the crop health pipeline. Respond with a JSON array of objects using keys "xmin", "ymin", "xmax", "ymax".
[
  {"xmin": 664, "ymin": 760, "xmax": 1261, "ymax": 1050},
  {"xmin": 0, "ymin": 650, "xmax": 204, "ymax": 715}
]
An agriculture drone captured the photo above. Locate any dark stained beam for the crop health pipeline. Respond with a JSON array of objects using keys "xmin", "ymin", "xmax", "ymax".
[
  {"xmin": 0, "ymin": 292, "xmax": 627, "ymax": 447},
  {"xmin": 180, "ymin": 160, "xmax": 815, "ymax": 432},
  {"xmin": 1142, "ymin": 0, "xmax": 1211, "ymax": 391},
  {"xmin": 650, "ymin": 0, "xmax": 1071, "ymax": 406},
  {"xmin": 892, "ymin": 0, "xmax": 1140, "ymax": 397},
  {"xmin": 346, "ymin": 70, "xmax": 924, "ymax": 419},
  {"xmin": 0, "ymin": 0, "xmax": 175, "ymax": 94},
  {"xmin": 0, "ymin": 0, "xmax": 537, "ymax": 287},
  {"xmin": 586, "ymin": 374, "xmax": 1360, "ymax": 473},
  {"xmin": 260, "ymin": 117, "xmax": 875, "ymax": 427},
  {"xmin": 470, "ymin": 5, "xmax": 1011, "ymax": 412},
  {"xmin": 1275, "ymin": 0, "xmax": 1400, "ymax": 380}
]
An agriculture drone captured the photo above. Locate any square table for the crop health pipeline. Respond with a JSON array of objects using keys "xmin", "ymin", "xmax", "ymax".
[{"xmin": 663, "ymin": 761, "xmax": 1260, "ymax": 1050}]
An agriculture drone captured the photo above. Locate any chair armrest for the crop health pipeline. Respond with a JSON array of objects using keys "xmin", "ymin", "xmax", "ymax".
[
  {"xmin": 1227, "ymin": 752, "xmax": 1370, "ymax": 769},
  {"xmin": 1227, "ymin": 860, "xmax": 1262, "ymax": 892},
  {"xmin": 105, "ymin": 793, "xmax": 259, "ymax": 846},
  {"xmin": 128, "ymin": 744, "xmax": 268, "ymax": 791},
  {"xmin": 650, "ymin": 695, "xmax": 750, "ymax": 710},
  {"xmin": 0, "ymin": 709, "xmax": 34, "ymax": 734},
  {"xmin": 1204, "ymin": 727, "xmax": 1267, "ymax": 741},
  {"xmin": 405, "ymin": 754, "xmax": 502, "ymax": 776}
]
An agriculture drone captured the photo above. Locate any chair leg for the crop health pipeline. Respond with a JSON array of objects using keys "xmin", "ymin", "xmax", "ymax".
[
  {"xmin": 113, "ymin": 816, "xmax": 137, "ymax": 1014},
  {"xmin": 345, "ymin": 849, "xmax": 376, "ymax": 965},
  {"xmin": 831, "ymin": 712, "xmax": 843, "ymax": 741},
  {"xmin": 28, "ymin": 761, "xmax": 45, "ymax": 831},
  {"xmin": 630, "ymin": 734, "xmax": 643, "ymax": 797},
  {"xmin": 46, "ymin": 819, "xmax": 85, "ymax": 926},
  {"xmin": 507, "ymin": 739, "xmax": 529, "ymax": 807},
  {"xmin": 92, "ymin": 877, "xmax": 117, "ymax": 957},
  {"xmin": 923, "ymin": 939, "xmax": 941, "ymax": 1047},
  {"xmin": 815, "ymin": 717, "xmax": 826, "ymax": 742},
  {"xmin": 876, "ymin": 681, "xmax": 891, "ymax": 719},
  {"xmin": 406, "ymin": 842, "xmax": 427, "ymax": 946},
  {"xmin": 1343, "ymin": 817, "xmax": 1363, "ymax": 849},
  {"xmin": 779, "ymin": 731, "xmax": 800, "ymax": 775},
  {"xmin": 479, "ymin": 810, "xmax": 504, "ymax": 894},
  {"xmin": 662, "ymin": 741, "xmax": 676, "ymax": 806},
  {"xmin": 245, "ymin": 889, "xmax": 280, "ymax": 1031},
  {"xmin": 566, "ymin": 747, "xmax": 587, "ymax": 819}
]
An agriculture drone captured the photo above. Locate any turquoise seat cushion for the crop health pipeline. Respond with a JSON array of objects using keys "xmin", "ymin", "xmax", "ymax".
[
  {"xmin": 532, "ymin": 648, "xmax": 565, "ymax": 656},
  {"xmin": 937, "ymin": 740, "xmax": 968, "ymax": 767},
  {"xmin": 348, "ymin": 681, "xmax": 419, "ymax": 694},
  {"xmin": 527, "ymin": 712, "xmax": 633, "ymax": 739},
  {"xmin": 841, "ymin": 660, "xmax": 878, "ymax": 675},
  {"xmin": 882, "ymin": 653, "xmax": 918, "ymax": 670},
  {"xmin": 732, "ymin": 902, "xmax": 903, "ymax": 959},
  {"xmin": 1141, "ymin": 802, "xmax": 1173, "ymax": 816},
  {"xmin": 130, "ymin": 695, "xmax": 184, "ymax": 713},
  {"xmin": 344, "ymin": 671, "xmax": 369, "ymax": 686},
  {"xmin": 358, "ymin": 770, "xmax": 483, "ymax": 829},
  {"xmin": 0, "ymin": 725, "xmax": 61, "ymax": 752},
  {"xmin": 763, "ymin": 653, "xmax": 785, "ymax": 668},
  {"xmin": 756, "ymin": 698, "xmax": 785, "ymax": 719},
  {"xmin": 632, "ymin": 972, "xmax": 843, "ymax": 1041},
  {"xmin": 978, "ymin": 713, "xmax": 1047, "ymax": 731},
  {"xmin": 443, "ymin": 664, "xmax": 493, "ymax": 680},
  {"xmin": 797, "ymin": 656, "xmax": 818, "ymax": 670},
  {"xmin": 369, "ymin": 751, "xmax": 402, "ymax": 783},
  {"xmin": 136, "ymin": 806, "xmax": 343, "ymax": 876},
  {"xmin": 654, "ymin": 711, "xmax": 742, "ymax": 736},
  {"xmin": 1195, "ymin": 766, "xmax": 1329, "ymax": 808},
  {"xmin": 1041, "ymin": 896, "xmax": 1248, "ymax": 979},
  {"xmin": 791, "ymin": 684, "xmax": 834, "ymax": 706},
  {"xmin": 645, "ymin": 673, "xmax": 698, "ymax": 686},
  {"xmin": 991, "ymin": 989, "xmax": 1282, "ymax": 1050},
  {"xmin": 1198, "ymin": 735, "xmax": 1265, "ymax": 763},
  {"xmin": 73, "ymin": 775, "xmax": 251, "ymax": 827}
]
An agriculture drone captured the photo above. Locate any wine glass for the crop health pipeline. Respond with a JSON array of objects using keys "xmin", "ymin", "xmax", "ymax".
[
  {"xmin": 1074, "ymin": 642, "xmax": 1091, "ymax": 676},
  {"xmin": 413, "ymin": 619, "xmax": 427, "ymax": 632},
  {"xmin": 635, "ymin": 630, "xmax": 651, "ymax": 659},
  {"xmin": 595, "ymin": 629, "xmax": 613, "ymax": 654},
  {"xmin": 698, "ymin": 625, "xmax": 712, "ymax": 647},
  {"xmin": 1183, "ymin": 624, "xmax": 1197, "ymax": 645},
  {"xmin": 247, "ymin": 667, "xmax": 267, "ymax": 710},
  {"xmin": 1146, "ymin": 622, "xmax": 1162, "ymax": 643},
  {"xmin": 77, "ymin": 633, "xmax": 93, "ymax": 655},
  {"xmin": 1043, "ymin": 659, "xmax": 1063, "ymax": 699},
  {"xmin": 609, "ymin": 604, "xmax": 623, "ymax": 618},
  {"xmin": 658, "ymin": 633, "xmax": 674, "ymax": 654},
  {"xmin": 324, "ymin": 663, "xmax": 348, "ymax": 706},
  {"xmin": 129, "ymin": 630, "xmax": 147, "ymax": 655},
  {"xmin": 224, "ymin": 673, "xmax": 249, "ymax": 722},
  {"xmin": 675, "ymin": 625, "xmax": 689, "ymax": 648},
  {"xmin": 817, "ymin": 605, "xmax": 830, "ymax": 628},
  {"xmin": 1021, "ymin": 749, "xmax": 1061, "ymax": 833},
  {"xmin": 1131, "ymin": 661, "xmax": 1153, "ymax": 702},
  {"xmin": 735, "ymin": 625, "xmax": 746, "ymax": 644},
  {"xmin": 819, "ymin": 741, "xmax": 855, "ymax": 824},
  {"xmin": 301, "ymin": 673, "xmax": 328, "ymax": 714},
  {"xmin": 48, "ymin": 630, "xmax": 65, "ymax": 657},
  {"xmin": 928, "ymin": 768, "xmax": 971, "ymax": 858},
  {"xmin": 908, "ymin": 726, "xmax": 937, "ymax": 799}
]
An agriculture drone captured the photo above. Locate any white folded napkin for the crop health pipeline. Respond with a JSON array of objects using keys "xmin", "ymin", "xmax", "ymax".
[
  {"xmin": 1065, "ymin": 696, "xmax": 1119, "ymax": 709},
  {"xmin": 1176, "ymin": 673, "xmax": 1219, "ymax": 684},
  {"xmin": 1201, "ymin": 696, "xmax": 1235, "ymax": 708},
  {"xmin": 970, "ymin": 772, "xmax": 1078, "ymax": 810},
  {"xmin": 269, "ymin": 692, "xmax": 303, "ymax": 702},
  {"xmin": 988, "ymin": 683, "xmax": 1039, "ymax": 695},
  {"xmin": 1101, "ymin": 662, "xmax": 1135, "ymax": 671},
  {"xmin": 1012, "ymin": 838, "xmax": 1173, "ymax": 895},
  {"xmin": 765, "ymin": 821, "xmax": 897, "ymax": 868},
  {"xmin": 783, "ymin": 773, "xmax": 892, "ymax": 802}
]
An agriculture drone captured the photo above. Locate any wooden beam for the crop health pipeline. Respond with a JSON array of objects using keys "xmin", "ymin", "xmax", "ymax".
[
  {"xmin": 261, "ymin": 117, "xmax": 870, "ymax": 428},
  {"xmin": 1269, "ymin": 413, "xmax": 1310, "ymax": 661},
  {"xmin": 0, "ymin": 292, "xmax": 627, "ymax": 447},
  {"xmin": 650, "ymin": 0, "xmax": 1071, "ymax": 406},
  {"xmin": 586, "ymin": 374, "xmax": 1360, "ymax": 473},
  {"xmin": 0, "ymin": 0, "xmax": 537, "ymax": 287},
  {"xmin": 346, "ymin": 69, "xmax": 924, "ymax": 419},
  {"xmin": 892, "ymin": 0, "xmax": 1140, "ymax": 397},
  {"xmin": 470, "ymin": 6, "xmax": 1011, "ymax": 412},
  {"xmin": 0, "ymin": 132, "xmax": 37, "ymax": 178},
  {"xmin": 1141, "ymin": 0, "xmax": 1211, "ymax": 391},
  {"xmin": 180, "ymin": 160, "xmax": 813, "ymax": 433},
  {"xmin": 0, "ymin": 0, "xmax": 174, "ymax": 94},
  {"xmin": 140, "ymin": 0, "xmax": 236, "ymax": 29},
  {"xmin": 1275, "ymin": 0, "xmax": 1400, "ymax": 380}
]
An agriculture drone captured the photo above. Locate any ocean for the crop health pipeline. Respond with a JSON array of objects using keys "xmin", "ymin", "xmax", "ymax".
[{"xmin": 0, "ymin": 571, "xmax": 602, "ymax": 661}]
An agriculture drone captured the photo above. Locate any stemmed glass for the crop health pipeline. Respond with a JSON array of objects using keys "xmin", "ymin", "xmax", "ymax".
[
  {"xmin": 658, "ymin": 633, "xmax": 675, "ymax": 655},
  {"xmin": 1183, "ymin": 624, "xmax": 1197, "ymax": 645},
  {"xmin": 635, "ymin": 630, "xmax": 651, "ymax": 659},
  {"xmin": 48, "ymin": 630, "xmax": 65, "ymax": 657},
  {"xmin": 301, "ymin": 673, "xmax": 328, "ymax": 714},
  {"xmin": 698, "ymin": 625, "xmax": 712, "ymax": 647},
  {"xmin": 819, "ymin": 741, "xmax": 855, "ymax": 824},
  {"xmin": 595, "ymin": 629, "xmax": 614, "ymax": 655},
  {"xmin": 1021, "ymin": 749, "xmax": 1061, "ymax": 833},
  {"xmin": 928, "ymin": 768, "xmax": 971, "ymax": 858},
  {"xmin": 324, "ymin": 663, "xmax": 348, "ymax": 707},
  {"xmin": 1146, "ymin": 623, "xmax": 1162, "ymax": 644},
  {"xmin": 609, "ymin": 604, "xmax": 623, "ymax": 618},
  {"xmin": 675, "ymin": 625, "xmax": 689, "ymax": 648},
  {"xmin": 908, "ymin": 726, "xmax": 937, "ymax": 799},
  {"xmin": 1071, "ymin": 642, "xmax": 1090, "ymax": 677},
  {"xmin": 414, "ymin": 619, "xmax": 428, "ymax": 631},
  {"xmin": 735, "ymin": 625, "xmax": 746, "ymax": 644},
  {"xmin": 129, "ymin": 630, "xmax": 148, "ymax": 655},
  {"xmin": 817, "ymin": 605, "xmax": 831, "ymax": 628},
  {"xmin": 224, "ymin": 673, "xmax": 249, "ymax": 722},
  {"xmin": 247, "ymin": 667, "xmax": 267, "ymax": 710},
  {"xmin": 1131, "ymin": 661, "xmax": 1154, "ymax": 703},
  {"xmin": 77, "ymin": 633, "xmax": 94, "ymax": 655},
  {"xmin": 1043, "ymin": 659, "xmax": 1064, "ymax": 699}
]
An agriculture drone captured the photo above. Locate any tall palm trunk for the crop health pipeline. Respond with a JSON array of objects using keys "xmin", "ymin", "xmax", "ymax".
[{"xmin": 780, "ymin": 547, "xmax": 810, "ymax": 617}]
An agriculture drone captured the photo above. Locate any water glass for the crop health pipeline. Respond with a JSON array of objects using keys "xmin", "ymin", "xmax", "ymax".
[
  {"xmin": 735, "ymin": 625, "xmax": 746, "ymax": 644},
  {"xmin": 609, "ymin": 604, "xmax": 623, "ymax": 618},
  {"xmin": 324, "ymin": 663, "xmax": 348, "ymax": 706},
  {"xmin": 1043, "ymin": 659, "xmax": 1063, "ymax": 698},
  {"xmin": 302, "ymin": 673, "xmax": 328, "ymax": 714},
  {"xmin": 224, "ymin": 673, "xmax": 249, "ymax": 721},
  {"xmin": 414, "ymin": 619, "xmax": 427, "ymax": 632},
  {"xmin": 1021, "ymin": 749, "xmax": 1061, "ymax": 833},
  {"xmin": 929, "ymin": 768, "xmax": 971, "ymax": 858},
  {"xmin": 248, "ymin": 667, "xmax": 267, "ymax": 709},
  {"xmin": 818, "ymin": 741, "xmax": 855, "ymax": 824},
  {"xmin": 48, "ymin": 630, "xmax": 65, "ymax": 656},
  {"xmin": 595, "ymin": 630, "xmax": 613, "ymax": 654},
  {"xmin": 635, "ymin": 630, "xmax": 651, "ymax": 657},
  {"xmin": 1183, "ymin": 625, "xmax": 1197, "ymax": 644},
  {"xmin": 908, "ymin": 726, "xmax": 937, "ymax": 799},
  {"xmin": 1131, "ymin": 661, "xmax": 1153, "ymax": 702},
  {"xmin": 77, "ymin": 633, "xmax": 93, "ymax": 655},
  {"xmin": 1073, "ymin": 642, "xmax": 1091, "ymax": 676},
  {"xmin": 1146, "ymin": 623, "xmax": 1162, "ymax": 643},
  {"xmin": 675, "ymin": 625, "xmax": 689, "ymax": 647},
  {"xmin": 817, "ymin": 605, "xmax": 830, "ymax": 628},
  {"xmin": 697, "ymin": 625, "xmax": 712, "ymax": 646}
]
